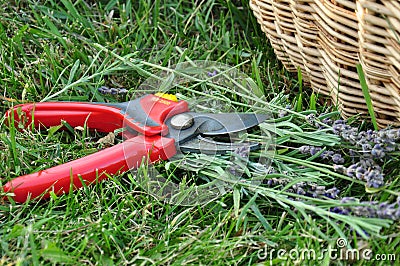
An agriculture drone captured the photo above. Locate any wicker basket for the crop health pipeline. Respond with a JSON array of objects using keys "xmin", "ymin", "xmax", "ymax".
[{"xmin": 250, "ymin": 0, "xmax": 400, "ymax": 127}]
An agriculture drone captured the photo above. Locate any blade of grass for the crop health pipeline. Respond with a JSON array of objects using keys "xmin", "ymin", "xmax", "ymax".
[{"xmin": 356, "ymin": 63, "xmax": 379, "ymax": 130}]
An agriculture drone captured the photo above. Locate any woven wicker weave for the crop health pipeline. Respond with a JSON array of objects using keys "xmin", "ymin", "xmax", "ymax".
[{"xmin": 250, "ymin": 0, "xmax": 400, "ymax": 127}]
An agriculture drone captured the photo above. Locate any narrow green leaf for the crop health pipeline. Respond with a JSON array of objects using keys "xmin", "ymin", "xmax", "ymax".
[
  {"xmin": 296, "ymin": 93, "xmax": 303, "ymax": 112},
  {"xmin": 236, "ymin": 192, "xmax": 258, "ymax": 231},
  {"xmin": 61, "ymin": 120, "xmax": 75, "ymax": 134},
  {"xmin": 310, "ymin": 92, "xmax": 317, "ymax": 110},
  {"xmin": 274, "ymin": 121, "xmax": 303, "ymax": 133},
  {"xmin": 56, "ymin": 95, "xmax": 89, "ymax": 101},
  {"xmin": 245, "ymin": 77, "xmax": 264, "ymax": 98},
  {"xmin": 250, "ymin": 204, "xmax": 272, "ymax": 231},
  {"xmin": 42, "ymin": 16, "xmax": 67, "ymax": 48},
  {"xmin": 6, "ymin": 106, "xmax": 20, "ymax": 172},
  {"xmin": 49, "ymin": 191, "xmax": 58, "ymax": 200},
  {"xmin": 298, "ymin": 66, "xmax": 303, "ymax": 94},
  {"xmin": 40, "ymin": 242, "xmax": 74, "ymax": 263},
  {"xmin": 105, "ymin": 0, "xmax": 119, "ymax": 11},
  {"xmin": 296, "ymin": 67, "xmax": 303, "ymax": 112},
  {"xmin": 8, "ymin": 224, "xmax": 26, "ymax": 238},
  {"xmin": 233, "ymin": 186, "xmax": 240, "ymax": 218},
  {"xmin": 68, "ymin": 59, "xmax": 80, "ymax": 85},
  {"xmin": 46, "ymin": 125, "xmax": 63, "ymax": 140},
  {"xmin": 356, "ymin": 64, "xmax": 378, "ymax": 130},
  {"xmin": 251, "ymin": 57, "xmax": 264, "ymax": 96},
  {"xmin": 60, "ymin": 0, "xmax": 91, "ymax": 29}
]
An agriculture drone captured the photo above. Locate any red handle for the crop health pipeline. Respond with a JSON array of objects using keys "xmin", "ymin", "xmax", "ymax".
[
  {"xmin": 2, "ymin": 136, "xmax": 177, "ymax": 203},
  {"xmin": 6, "ymin": 102, "xmax": 125, "ymax": 133},
  {"xmin": 6, "ymin": 95, "xmax": 190, "ymax": 136}
]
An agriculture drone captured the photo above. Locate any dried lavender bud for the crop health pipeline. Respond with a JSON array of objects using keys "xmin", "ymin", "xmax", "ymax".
[
  {"xmin": 341, "ymin": 132, "xmax": 350, "ymax": 141},
  {"xmin": 296, "ymin": 187, "xmax": 306, "ymax": 195},
  {"xmin": 267, "ymin": 167, "xmax": 277, "ymax": 174},
  {"xmin": 385, "ymin": 129, "xmax": 398, "ymax": 140},
  {"xmin": 376, "ymin": 202, "xmax": 399, "ymax": 220},
  {"xmin": 346, "ymin": 164, "xmax": 357, "ymax": 177},
  {"xmin": 359, "ymin": 158, "xmax": 375, "ymax": 168},
  {"xmin": 265, "ymin": 179, "xmax": 340, "ymax": 199},
  {"xmin": 299, "ymin": 145, "xmax": 311, "ymax": 154},
  {"xmin": 332, "ymin": 124, "xmax": 343, "ymax": 133},
  {"xmin": 361, "ymin": 143, "xmax": 372, "ymax": 151},
  {"xmin": 373, "ymin": 136, "xmax": 383, "ymax": 144},
  {"xmin": 299, "ymin": 145, "xmax": 346, "ymax": 166},
  {"xmin": 233, "ymin": 146, "xmax": 250, "ymax": 159},
  {"xmin": 278, "ymin": 109, "xmax": 287, "ymax": 118},
  {"xmin": 305, "ymin": 114, "xmax": 316, "ymax": 124},
  {"xmin": 97, "ymin": 86, "xmax": 111, "ymax": 94},
  {"xmin": 265, "ymin": 178, "xmax": 290, "ymax": 186},
  {"xmin": 118, "ymin": 88, "xmax": 128, "ymax": 94},
  {"xmin": 384, "ymin": 142, "xmax": 396, "ymax": 152},
  {"xmin": 320, "ymin": 150, "xmax": 334, "ymax": 159},
  {"xmin": 310, "ymin": 185, "xmax": 327, "ymax": 198},
  {"xmin": 309, "ymin": 184, "xmax": 340, "ymax": 199},
  {"xmin": 333, "ymin": 164, "xmax": 346, "ymax": 174},
  {"xmin": 377, "ymin": 130, "xmax": 387, "ymax": 138},
  {"xmin": 332, "ymin": 197, "xmax": 400, "ymax": 220},
  {"xmin": 371, "ymin": 144, "xmax": 385, "ymax": 159},
  {"xmin": 333, "ymin": 119, "xmax": 345, "ymax": 125},
  {"xmin": 326, "ymin": 187, "xmax": 340, "ymax": 198},
  {"xmin": 97, "ymin": 86, "xmax": 128, "ymax": 95},
  {"xmin": 331, "ymin": 206, "xmax": 350, "ymax": 215},
  {"xmin": 355, "ymin": 166, "xmax": 366, "ymax": 180},
  {"xmin": 309, "ymin": 146, "xmax": 321, "ymax": 156},
  {"xmin": 340, "ymin": 197, "xmax": 357, "ymax": 203},
  {"xmin": 342, "ymin": 161, "xmax": 385, "ymax": 188},
  {"xmin": 207, "ymin": 70, "xmax": 217, "ymax": 77},
  {"xmin": 332, "ymin": 154, "xmax": 344, "ymax": 164},
  {"xmin": 372, "ymin": 164, "xmax": 382, "ymax": 172},
  {"xmin": 365, "ymin": 170, "xmax": 384, "ymax": 188},
  {"xmin": 322, "ymin": 118, "xmax": 333, "ymax": 125},
  {"xmin": 227, "ymin": 165, "xmax": 241, "ymax": 176},
  {"xmin": 357, "ymin": 131, "xmax": 367, "ymax": 139}
]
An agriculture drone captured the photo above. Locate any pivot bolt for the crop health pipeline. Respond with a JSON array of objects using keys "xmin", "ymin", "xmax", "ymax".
[{"xmin": 170, "ymin": 113, "xmax": 194, "ymax": 130}]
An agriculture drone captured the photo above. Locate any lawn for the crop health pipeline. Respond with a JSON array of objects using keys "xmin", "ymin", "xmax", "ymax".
[{"xmin": 0, "ymin": 0, "xmax": 399, "ymax": 265}]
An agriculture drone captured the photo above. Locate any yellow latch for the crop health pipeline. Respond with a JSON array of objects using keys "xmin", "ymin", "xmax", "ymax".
[{"xmin": 155, "ymin": 92, "xmax": 178, "ymax": 102}]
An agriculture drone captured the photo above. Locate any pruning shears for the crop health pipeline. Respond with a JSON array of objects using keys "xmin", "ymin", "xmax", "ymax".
[{"xmin": 3, "ymin": 93, "xmax": 267, "ymax": 203}]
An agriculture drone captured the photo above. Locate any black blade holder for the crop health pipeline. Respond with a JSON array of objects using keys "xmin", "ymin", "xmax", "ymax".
[{"xmin": 165, "ymin": 112, "xmax": 267, "ymax": 154}]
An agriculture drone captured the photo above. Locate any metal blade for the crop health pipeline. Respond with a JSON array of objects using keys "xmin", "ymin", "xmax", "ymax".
[
  {"xmin": 165, "ymin": 112, "xmax": 268, "ymax": 153},
  {"xmin": 193, "ymin": 113, "xmax": 268, "ymax": 135},
  {"xmin": 179, "ymin": 135, "xmax": 261, "ymax": 154}
]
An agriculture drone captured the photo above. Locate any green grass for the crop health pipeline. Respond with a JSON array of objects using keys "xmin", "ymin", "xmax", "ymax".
[
  {"xmin": 1, "ymin": 0, "xmax": 399, "ymax": 265},
  {"xmin": 356, "ymin": 64, "xmax": 378, "ymax": 131}
]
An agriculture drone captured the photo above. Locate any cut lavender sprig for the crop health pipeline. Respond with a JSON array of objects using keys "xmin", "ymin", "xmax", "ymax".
[
  {"xmin": 323, "ymin": 118, "xmax": 400, "ymax": 189},
  {"xmin": 334, "ymin": 161, "xmax": 385, "ymax": 189},
  {"xmin": 264, "ymin": 178, "xmax": 340, "ymax": 199},
  {"xmin": 331, "ymin": 119, "xmax": 400, "ymax": 155},
  {"xmin": 298, "ymin": 145, "xmax": 344, "ymax": 164},
  {"xmin": 332, "ymin": 196, "xmax": 400, "ymax": 220},
  {"xmin": 97, "ymin": 86, "xmax": 128, "ymax": 95}
]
